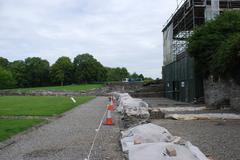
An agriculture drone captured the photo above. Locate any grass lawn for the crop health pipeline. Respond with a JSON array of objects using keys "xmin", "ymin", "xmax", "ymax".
[
  {"xmin": 0, "ymin": 96, "xmax": 95, "ymax": 116},
  {"xmin": 12, "ymin": 84, "xmax": 103, "ymax": 92},
  {"xmin": 0, "ymin": 119, "xmax": 42, "ymax": 141}
]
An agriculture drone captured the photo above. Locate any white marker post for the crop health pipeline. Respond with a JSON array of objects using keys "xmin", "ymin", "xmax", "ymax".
[{"xmin": 70, "ymin": 97, "xmax": 76, "ymax": 103}]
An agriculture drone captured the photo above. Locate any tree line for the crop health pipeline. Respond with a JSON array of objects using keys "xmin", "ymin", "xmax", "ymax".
[
  {"xmin": 0, "ymin": 53, "xmax": 146, "ymax": 89},
  {"xmin": 187, "ymin": 11, "xmax": 240, "ymax": 84}
]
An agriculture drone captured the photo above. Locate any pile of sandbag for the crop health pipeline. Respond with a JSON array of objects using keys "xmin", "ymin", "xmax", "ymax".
[
  {"xmin": 121, "ymin": 123, "xmax": 208, "ymax": 160},
  {"xmin": 112, "ymin": 92, "xmax": 150, "ymax": 128}
]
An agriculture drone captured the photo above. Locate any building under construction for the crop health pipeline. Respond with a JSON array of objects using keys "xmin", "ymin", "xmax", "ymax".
[{"xmin": 162, "ymin": 0, "xmax": 240, "ymax": 102}]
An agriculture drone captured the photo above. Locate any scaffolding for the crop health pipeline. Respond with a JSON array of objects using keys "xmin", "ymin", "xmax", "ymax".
[
  {"xmin": 163, "ymin": 0, "xmax": 240, "ymax": 66},
  {"xmin": 162, "ymin": 0, "xmax": 240, "ymax": 102}
]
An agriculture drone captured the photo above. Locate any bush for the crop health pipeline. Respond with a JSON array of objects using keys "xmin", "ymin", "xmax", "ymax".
[
  {"xmin": 187, "ymin": 11, "xmax": 240, "ymax": 83},
  {"xmin": 0, "ymin": 67, "xmax": 16, "ymax": 89}
]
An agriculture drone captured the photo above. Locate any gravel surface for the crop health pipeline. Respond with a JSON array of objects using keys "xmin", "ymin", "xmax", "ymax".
[
  {"xmin": 143, "ymin": 97, "xmax": 192, "ymax": 107},
  {"xmin": 152, "ymin": 119, "xmax": 240, "ymax": 160},
  {"xmin": 0, "ymin": 97, "xmax": 124, "ymax": 160},
  {"xmin": 144, "ymin": 97, "xmax": 240, "ymax": 160}
]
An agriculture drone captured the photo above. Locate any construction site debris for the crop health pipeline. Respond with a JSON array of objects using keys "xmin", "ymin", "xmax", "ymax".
[
  {"xmin": 166, "ymin": 145, "xmax": 177, "ymax": 156},
  {"xmin": 149, "ymin": 108, "xmax": 165, "ymax": 119},
  {"xmin": 121, "ymin": 123, "xmax": 208, "ymax": 160},
  {"xmin": 165, "ymin": 113, "xmax": 240, "ymax": 120},
  {"xmin": 121, "ymin": 123, "xmax": 173, "ymax": 152},
  {"xmin": 112, "ymin": 92, "xmax": 150, "ymax": 128},
  {"xmin": 159, "ymin": 106, "xmax": 207, "ymax": 112}
]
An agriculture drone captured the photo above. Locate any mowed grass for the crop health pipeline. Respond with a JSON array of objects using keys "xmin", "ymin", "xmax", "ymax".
[
  {"xmin": 0, "ymin": 119, "xmax": 42, "ymax": 141},
  {"xmin": 13, "ymin": 84, "xmax": 103, "ymax": 92},
  {"xmin": 0, "ymin": 96, "xmax": 95, "ymax": 116}
]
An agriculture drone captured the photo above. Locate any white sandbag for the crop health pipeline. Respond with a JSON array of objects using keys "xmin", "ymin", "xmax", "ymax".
[
  {"xmin": 115, "ymin": 93, "xmax": 132, "ymax": 112},
  {"xmin": 166, "ymin": 113, "xmax": 240, "ymax": 120},
  {"xmin": 117, "ymin": 93, "xmax": 132, "ymax": 107},
  {"xmin": 118, "ymin": 97, "xmax": 141, "ymax": 113},
  {"xmin": 128, "ymin": 142, "xmax": 208, "ymax": 160},
  {"xmin": 123, "ymin": 99, "xmax": 148, "ymax": 116},
  {"xmin": 124, "ymin": 102, "xmax": 150, "ymax": 123},
  {"xmin": 121, "ymin": 123, "xmax": 173, "ymax": 152},
  {"xmin": 112, "ymin": 92, "xmax": 150, "ymax": 127},
  {"xmin": 185, "ymin": 141, "xmax": 209, "ymax": 160}
]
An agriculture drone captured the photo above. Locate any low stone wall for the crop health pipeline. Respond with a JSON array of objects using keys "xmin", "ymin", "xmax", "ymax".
[
  {"xmin": 0, "ymin": 82, "xmax": 165, "ymax": 98},
  {"xmin": 0, "ymin": 87, "xmax": 110, "ymax": 97},
  {"xmin": 0, "ymin": 83, "xmax": 144, "ymax": 97},
  {"xmin": 106, "ymin": 82, "xmax": 144, "ymax": 93},
  {"xmin": 204, "ymin": 78, "xmax": 240, "ymax": 111},
  {"xmin": 230, "ymin": 82, "xmax": 240, "ymax": 111}
]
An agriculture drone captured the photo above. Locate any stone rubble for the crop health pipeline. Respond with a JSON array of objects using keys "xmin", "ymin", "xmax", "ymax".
[
  {"xmin": 111, "ymin": 92, "xmax": 150, "ymax": 128},
  {"xmin": 111, "ymin": 92, "xmax": 209, "ymax": 160}
]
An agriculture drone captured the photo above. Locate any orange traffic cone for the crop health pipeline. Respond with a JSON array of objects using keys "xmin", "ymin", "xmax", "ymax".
[
  {"xmin": 106, "ymin": 96, "xmax": 114, "ymax": 111},
  {"xmin": 104, "ymin": 109, "xmax": 113, "ymax": 125},
  {"xmin": 107, "ymin": 104, "xmax": 113, "ymax": 111}
]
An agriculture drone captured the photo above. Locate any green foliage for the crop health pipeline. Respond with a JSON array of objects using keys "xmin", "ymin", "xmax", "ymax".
[
  {"xmin": 144, "ymin": 77, "xmax": 153, "ymax": 81},
  {"xmin": 138, "ymin": 74, "xmax": 144, "ymax": 79},
  {"xmin": 24, "ymin": 57, "xmax": 50, "ymax": 87},
  {"xmin": 0, "ymin": 53, "xmax": 145, "ymax": 89},
  {"xmin": 211, "ymin": 33, "xmax": 240, "ymax": 82},
  {"xmin": 131, "ymin": 72, "xmax": 139, "ymax": 78},
  {"xmin": 50, "ymin": 56, "xmax": 74, "ymax": 86},
  {"xmin": 0, "ymin": 119, "xmax": 42, "ymax": 141},
  {"xmin": 9, "ymin": 60, "xmax": 27, "ymax": 87},
  {"xmin": 106, "ymin": 67, "xmax": 129, "ymax": 81},
  {"xmin": 74, "ymin": 53, "xmax": 107, "ymax": 83},
  {"xmin": 130, "ymin": 72, "xmax": 144, "ymax": 79},
  {"xmin": 0, "ymin": 96, "xmax": 95, "ymax": 116},
  {"xmin": 0, "ymin": 57, "xmax": 9, "ymax": 68},
  {"xmin": 187, "ymin": 11, "xmax": 240, "ymax": 82},
  {"xmin": 0, "ymin": 67, "xmax": 16, "ymax": 89}
]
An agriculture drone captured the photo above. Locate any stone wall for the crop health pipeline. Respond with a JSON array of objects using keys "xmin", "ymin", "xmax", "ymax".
[
  {"xmin": 0, "ymin": 83, "xmax": 144, "ymax": 97},
  {"xmin": 0, "ymin": 87, "xmax": 110, "ymax": 96},
  {"xmin": 204, "ymin": 78, "xmax": 240, "ymax": 111},
  {"xmin": 0, "ymin": 82, "xmax": 165, "ymax": 98},
  {"xmin": 230, "ymin": 82, "xmax": 240, "ymax": 111},
  {"xmin": 106, "ymin": 82, "xmax": 144, "ymax": 93}
]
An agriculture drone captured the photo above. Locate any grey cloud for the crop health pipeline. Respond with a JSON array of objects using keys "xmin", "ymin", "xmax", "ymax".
[{"xmin": 0, "ymin": 0, "xmax": 177, "ymax": 78}]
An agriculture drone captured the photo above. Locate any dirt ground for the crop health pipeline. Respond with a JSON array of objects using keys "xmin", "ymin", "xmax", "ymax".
[
  {"xmin": 152, "ymin": 119, "xmax": 240, "ymax": 160},
  {"xmin": 143, "ymin": 97, "xmax": 240, "ymax": 160}
]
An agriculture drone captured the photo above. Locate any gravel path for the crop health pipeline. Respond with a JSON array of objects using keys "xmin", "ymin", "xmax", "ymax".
[
  {"xmin": 0, "ymin": 97, "xmax": 123, "ymax": 160},
  {"xmin": 152, "ymin": 119, "xmax": 240, "ymax": 160}
]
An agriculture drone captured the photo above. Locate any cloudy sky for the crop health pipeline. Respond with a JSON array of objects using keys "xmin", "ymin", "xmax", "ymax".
[{"xmin": 0, "ymin": 0, "xmax": 178, "ymax": 78}]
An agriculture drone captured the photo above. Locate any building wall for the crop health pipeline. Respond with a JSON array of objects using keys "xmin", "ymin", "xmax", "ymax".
[
  {"xmin": 162, "ymin": 54, "xmax": 204, "ymax": 102},
  {"xmin": 204, "ymin": 78, "xmax": 240, "ymax": 111},
  {"xmin": 163, "ymin": 23, "xmax": 174, "ymax": 66}
]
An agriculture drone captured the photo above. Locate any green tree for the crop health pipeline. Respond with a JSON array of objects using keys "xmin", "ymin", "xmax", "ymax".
[
  {"xmin": 106, "ymin": 67, "xmax": 129, "ymax": 81},
  {"xmin": 0, "ymin": 67, "xmax": 16, "ymax": 89},
  {"xmin": 138, "ymin": 74, "xmax": 144, "ymax": 79},
  {"xmin": 0, "ymin": 57, "xmax": 9, "ymax": 69},
  {"xmin": 50, "ymin": 56, "xmax": 74, "ymax": 86},
  {"xmin": 73, "ymin": 53, "xmax": 106, "ymax": 83},
  {"xmin": 187, "ymin": 11, "xmax": 240, "ymax": 83},
  {"xmin": 24, "ymin": 57, "xmax": 50, "ymax": 87},
  {"xmin": 119, "ymin": 67, "xmax": 129, "ymax": 79},
  {"xmin": 131, "ymin": 72, "xmax": 139, "ymax": 79},
  {"xmin": 211, "ymin": 33, "xmax": 240, "ymax": 83},
  {"xmin": 9, "ymin": 60, "xmax": 27, "ymax": 87}
]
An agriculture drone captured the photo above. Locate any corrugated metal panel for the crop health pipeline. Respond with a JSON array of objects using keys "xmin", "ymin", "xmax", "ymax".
[{"xmin": 162, "ymin": 54, "xmax": 204, "ymax": 102}]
